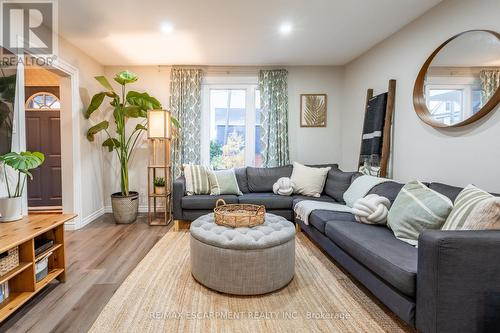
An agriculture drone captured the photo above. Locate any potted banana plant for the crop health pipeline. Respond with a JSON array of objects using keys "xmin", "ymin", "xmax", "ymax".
[
  {"xmin": 84, "ymin": 70, "xmax": 163, "ymax": 224},
  {"xmin": 0, "ymin": 151, "xmax": 45, "ymax": 222}
]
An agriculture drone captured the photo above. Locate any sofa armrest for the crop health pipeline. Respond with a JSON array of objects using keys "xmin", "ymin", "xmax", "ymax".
[
  {"xmin": 417, "ymin": 230, "xmax": 500, "ymax": 333},
  {"xmin": 173, "ymin": 176, "xmax": 186, "ymax": 219}
]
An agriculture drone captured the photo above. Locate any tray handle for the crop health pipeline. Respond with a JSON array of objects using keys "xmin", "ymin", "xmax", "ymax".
[
  {"xmin": 215, "ymin": 199, "xmax": 226, "ymax": 207},
  {"xmin": 256, "ymin": 205, "xmax": 266, "ymax": 215}
]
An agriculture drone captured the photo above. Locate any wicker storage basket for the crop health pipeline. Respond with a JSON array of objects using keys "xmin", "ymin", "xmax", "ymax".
[
  {"xmin": 0, "ymin": 247, "xmax": 19, "ymax": 276},
  {"xmin": 213, "ymin": 199, "xmax": 266, "ymax": 228}
]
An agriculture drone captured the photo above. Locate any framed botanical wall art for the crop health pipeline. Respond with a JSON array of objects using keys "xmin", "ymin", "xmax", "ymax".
[{"xmin": 300, "ymin": 94, "xmax": 327, "ymax": 127}]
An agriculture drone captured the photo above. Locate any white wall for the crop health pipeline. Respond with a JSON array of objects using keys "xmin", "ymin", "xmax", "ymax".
[
  {"xmin": 287, "ymin": 66, "xmax": 343, "ymax": 164},
  {"xmin": 100, "ymin": 66, "xmax": 343, "ymax": 208},
  {"xmin": 341, "ymin": 0, "xmax": 500, "ymax": 193},
  {"xmin": 58, "ymin": 37, "xmax": 106, "ymax": 224},
  {"xmin": 102, "ymin": 66, "xmax": 172, "ymax": 208}
]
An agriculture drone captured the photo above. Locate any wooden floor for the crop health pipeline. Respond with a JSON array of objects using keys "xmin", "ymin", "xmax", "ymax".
[
  {"xmin": 0, "ymin": 214, "xmax": 411, "ymax": 333},
  {"xmin": 0, "ymin": 214, "xmax": 171, "ymax": 333}
]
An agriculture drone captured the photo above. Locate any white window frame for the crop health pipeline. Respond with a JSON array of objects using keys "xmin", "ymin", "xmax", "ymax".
[
  {"xmin": 25, "ymin": 92, "xmax": 61, "ymax": 111},
  {"xmin": 425, "ymin": 76, "xmax": 480, "ymax": 121},
  {"xmin": 201, "ymin": 76, "xmax": 259, "ymax": 168}
]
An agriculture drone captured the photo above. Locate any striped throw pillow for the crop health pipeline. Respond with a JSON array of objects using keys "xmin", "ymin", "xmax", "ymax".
[
  {"xmin": 183, "ymin": 164, "xmax": 211, "ymax": 195},
  {"xmin": 442, "ymin": 184, "xmax": 494, "ymax": 230},
  {"xmin": 460, "ymin": 197, "xmax": 500, "ymax": 230},
  {"xmin": 387, "ymin": 181, "xmax": 453, "ymax": 246}
]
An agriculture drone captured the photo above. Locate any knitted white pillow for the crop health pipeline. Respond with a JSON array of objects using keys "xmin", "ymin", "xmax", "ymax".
[
  {"xmin": 272, "ymin": 177, "xmax": 295, "ymax": 196},
  {"xmin": 352, "ymin": 194, "xmax": 391, "ymax": 225},
  {"xmin": 290, "ymin": 162, "xmax": 331, "ymax": 197}
]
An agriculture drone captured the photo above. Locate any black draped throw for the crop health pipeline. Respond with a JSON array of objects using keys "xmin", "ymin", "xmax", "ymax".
[{"xmin": 359, "ymin": 92, "xmax": 387, "ymax": 169}]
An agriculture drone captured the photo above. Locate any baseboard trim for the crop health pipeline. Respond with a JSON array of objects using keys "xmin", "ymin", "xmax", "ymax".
[
  {"xmin": 81, "ymin": 207, "xmax": 105, "ymax": 229},
  {"xmin": 64, "ymin": 220, "xmax": 77, "ymax": 231},
  {"xmin": 65, "ymin": 207, "xmax": 105, "ymax": 230},
  {"xmin": 104, "ymin": 205, "xmax": 155, "ymax": 214}
]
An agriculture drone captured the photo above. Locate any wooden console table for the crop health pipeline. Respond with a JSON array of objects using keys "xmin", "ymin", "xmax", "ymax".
[{"xmin": 0, "ymin": 214, "xmax": 75, "ymax": 322}]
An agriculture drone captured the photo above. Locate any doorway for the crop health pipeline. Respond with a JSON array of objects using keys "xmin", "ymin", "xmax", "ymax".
[{"xmin": 24, "ymin": 68, "xmax": 63, "ymax": 213}]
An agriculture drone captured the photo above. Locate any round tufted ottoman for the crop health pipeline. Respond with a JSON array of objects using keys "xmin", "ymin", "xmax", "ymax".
[{"xmin": 190, "ymin": 213, "xmax": 296, "ymax": 295}]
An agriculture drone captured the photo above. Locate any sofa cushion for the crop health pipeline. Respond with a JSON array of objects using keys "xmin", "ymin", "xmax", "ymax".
[
  {"xmin": 238, "ymin": 193, "xmax": 293, "ymax": 210},
  {"xmin": 247, "ymin": 165, "xmax": 293, "ymax": 192},
  {"xmin": 325, "ymin": 221, "xmax": 417, "ymax": 297},
  {"xmin": 307, "ymin": 163, "xmax": 339, "ymax": 169},
  {"xmin": 292, "ymin": 194, "xmax": 336, "ymax": 206},
  {"xmin": 324, "ymin": 169, "xmax": 360, "ymax": 202},
  {"xmin": 182, "ymin": 209, "xmax": 296, "ymax": 222},
  {"xmin": 428, "ymin": 182, "xmax": 463, "ymax": 202},
  {"xmin": 367, "ymin": 181, "xmax": 405, "ymax": 204},
  {"xmin": 234, "ymin": 167, "xmax": 249, "ymax": 193},
  {"xmin": 308, "ymin": 210, "xmax": 356, "ymax": 234},
  {"xmin": 182, "ymin": 195, "xmax": 238, "ymax": 210}
]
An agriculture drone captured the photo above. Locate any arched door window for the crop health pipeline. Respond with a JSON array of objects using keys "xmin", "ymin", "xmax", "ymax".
[{"xmin": 25, "ymin": 92, "xmax": 61, "ymax": 111}]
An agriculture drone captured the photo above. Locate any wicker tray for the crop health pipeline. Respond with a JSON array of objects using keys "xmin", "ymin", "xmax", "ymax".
[
  {"xmin": 213, "ymin": 199, "xmax": 265, "ymax": 228},
  {"xmin": 0, "ymin": 247, "xmax": 19, "ymax": 276}
]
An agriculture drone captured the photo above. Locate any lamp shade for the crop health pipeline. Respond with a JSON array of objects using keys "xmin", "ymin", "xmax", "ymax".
[{"xmin": 147, "ymin": 109, "xmax": 171, "ymax": 139}]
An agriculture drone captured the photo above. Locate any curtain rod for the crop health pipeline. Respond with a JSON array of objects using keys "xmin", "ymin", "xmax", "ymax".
[{"xmin": 158, "ymin": 65, "xmax": 285, "ymax": 75}]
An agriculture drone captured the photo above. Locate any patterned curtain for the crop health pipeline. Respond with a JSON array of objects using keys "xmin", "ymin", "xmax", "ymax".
[
  {"xmin": 259, "ymin": 69, "xmax": 289, "ymax": 167},
  {"xmin": 170, "ymin": 68, "xmax": 203, "ymax": 177},
  {"xmin": 479, "ymin": 70, "xmax": 500, "ymax": 104}
]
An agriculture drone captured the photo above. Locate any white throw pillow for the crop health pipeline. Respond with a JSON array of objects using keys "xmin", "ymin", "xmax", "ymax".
[{"xmin": 290, "ymin": 162, "xmax": 331, "ymax": 197}]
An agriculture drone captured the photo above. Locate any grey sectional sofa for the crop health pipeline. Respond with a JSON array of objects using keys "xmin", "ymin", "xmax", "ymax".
[
  {"xmin": 173, "ymin": 165, "xmax": 500, "ymax": 333},
  {"xmin": 173, "ymin": 164, "xmax": 339, "ymax": 221}
]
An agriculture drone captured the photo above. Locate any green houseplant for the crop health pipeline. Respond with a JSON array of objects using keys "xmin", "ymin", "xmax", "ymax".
[
  {"xmin": 0, "ymin": 151, "xmax": 45, "ymax": 222},
  {"xmin": 153, "ymin": 177, "xmax": 165, "ymax": 195},
  {"xmin": 85, "ymin": 70, "xmax": 164, "ymax": 223}
]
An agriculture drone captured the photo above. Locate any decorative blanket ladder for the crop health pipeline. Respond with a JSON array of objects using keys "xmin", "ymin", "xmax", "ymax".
[{"xmin": 358, "ymin": 79, "xmax": 396, "ymax": 178}]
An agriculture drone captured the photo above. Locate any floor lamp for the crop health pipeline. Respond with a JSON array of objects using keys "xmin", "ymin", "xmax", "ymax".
[{"xmin": 147, "ymin": 109, "xmax": 173, "ymax": 226}]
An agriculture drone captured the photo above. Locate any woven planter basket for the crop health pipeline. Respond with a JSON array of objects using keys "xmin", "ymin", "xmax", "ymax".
[
  {"xmin": 0, "ymin": 247, "xmax": 19, "ymax": 276},
  {"xmin": 213, "ymin": 199, "xmax": 265, "ymax": 228},
  {"xmin": 111, "ymin": 192, "xmax": 139, "ymax": 224}
]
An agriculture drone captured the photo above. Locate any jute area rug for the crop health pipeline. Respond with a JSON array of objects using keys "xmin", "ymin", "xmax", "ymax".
[{"xmin": 89, "ymin": 230, "xmax": 411, "ymax": 333}]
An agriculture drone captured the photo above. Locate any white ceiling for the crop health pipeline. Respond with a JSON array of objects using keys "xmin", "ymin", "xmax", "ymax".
[{"xmin": 58, "ymin": 0, "xmax": 442, "ymax": 66}]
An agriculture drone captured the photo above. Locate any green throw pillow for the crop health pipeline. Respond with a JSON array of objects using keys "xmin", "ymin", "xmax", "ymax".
[
  {"xmin": 208, "ymin": 169, "xmax": 242, "ymax": 195},
  {"xmin": 387, "ymin": 181, "xmax": 453, "ymax": 246},
  {"xmin": 442, "ymin": 184, "xmax": 493, "ymax": 230}
]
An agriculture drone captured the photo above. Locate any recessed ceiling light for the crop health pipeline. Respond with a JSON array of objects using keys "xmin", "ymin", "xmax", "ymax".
[
  {"xmin": 279, "ymin": 23, "xmax": 293, "ymax": 35},
  {"xmin": 160, "ymin": 22, "xmax": 174, "ymax": 34}
]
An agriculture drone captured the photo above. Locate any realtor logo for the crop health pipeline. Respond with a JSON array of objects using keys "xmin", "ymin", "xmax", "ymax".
[{"xmin": 0, "ymin": 0, "xmax": 57, "ymax": 55}]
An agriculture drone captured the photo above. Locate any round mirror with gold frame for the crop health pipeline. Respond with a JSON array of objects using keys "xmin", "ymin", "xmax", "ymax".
[{"xmin": 413, "ymin": 30, "xmax": 500, "ymax": 128}]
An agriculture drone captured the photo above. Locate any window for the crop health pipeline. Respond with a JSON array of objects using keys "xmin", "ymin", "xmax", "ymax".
[
  {"xmin": 426, "ymin": 88, "xmax": 464, "ymax": 125},
  {"xmin": 25, "ymin": 92, "xmax": 61, "ymax": 111},
  {"xmin": 424, "ymin": 75, "xmax": 483, "ymax": 126},
  {"xmin": 201, "ymin": 77, "xmax": 263, "ymax": 169}
]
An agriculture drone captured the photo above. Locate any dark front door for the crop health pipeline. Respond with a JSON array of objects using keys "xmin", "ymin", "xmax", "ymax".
[{"xmin": 26, "ymin": 110, "xmax": 62, "ymax": 207}]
